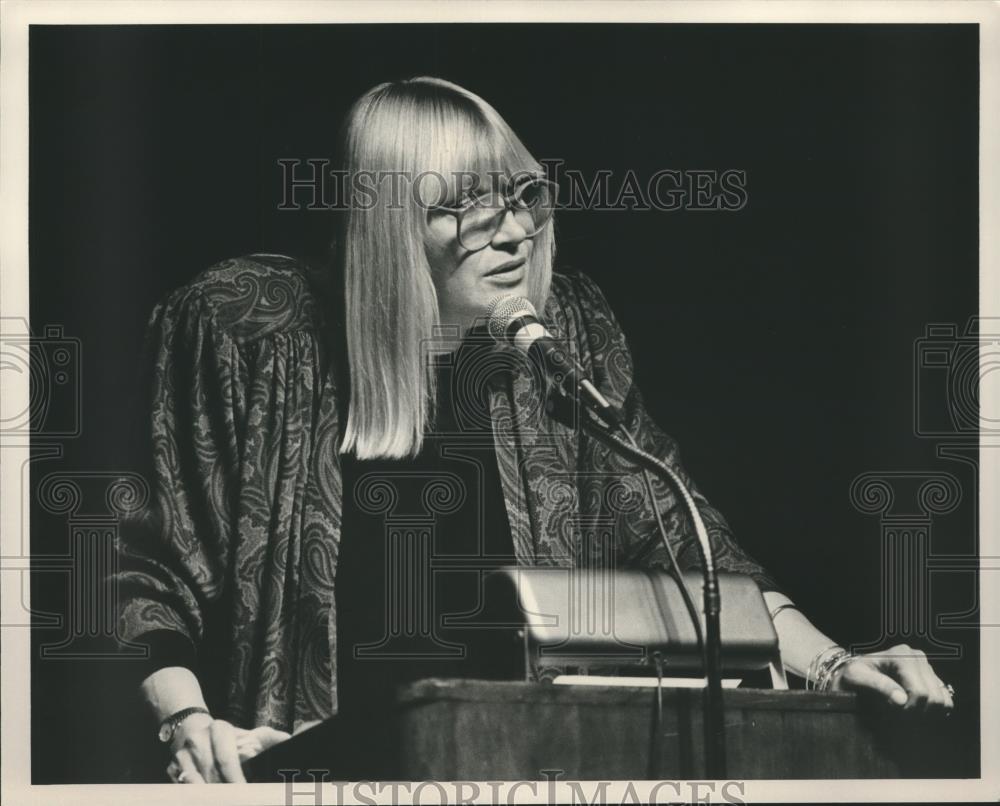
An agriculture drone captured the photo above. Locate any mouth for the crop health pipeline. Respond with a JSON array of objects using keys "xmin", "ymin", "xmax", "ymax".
[{"xmin": 485, "ymin": 257, "xmax": 526, "ymax": 277}]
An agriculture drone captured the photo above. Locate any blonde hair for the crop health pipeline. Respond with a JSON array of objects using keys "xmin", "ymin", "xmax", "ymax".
[{"xmin": 339, "ymin": 77, "xmax": 555, "ymax": 459}]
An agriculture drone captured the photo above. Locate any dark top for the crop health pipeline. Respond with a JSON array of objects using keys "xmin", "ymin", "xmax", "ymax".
[
  {"xmin": 333, "ymin": 336, "xmax": 522, "ymax": 778},
  {"xmin": 336, "ymin": 334, "xmax": 517, "ymax": 722}
]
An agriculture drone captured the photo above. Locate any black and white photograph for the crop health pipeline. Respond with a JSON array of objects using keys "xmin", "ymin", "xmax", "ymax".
[{"xmin": 1, "ymin": 1, "xmax": 997, "ymax": 803}]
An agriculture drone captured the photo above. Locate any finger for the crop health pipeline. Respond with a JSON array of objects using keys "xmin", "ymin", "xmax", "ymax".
[
  {"xmin": 236, "ymin": 725, "xmax": 291, "ymax": 762},
  {"xmin": 922, "ymin": 661, "xmax": 956, "ymax": 713},
  {"xmin": 912, "ymin": 661, "xmax": 946, "ymax": 712},
  {"xmin": 252, "ymin": 726, "xmax": 292, "ymax": 750},
  {"xmin": 181, "ymin": 731, "xmax": 219, "ymax": 783},
  {"xmin": 237, "ymin": 739, "xmax": 263, "ymax": 763},
  {"xmin": 210, "ymin": 720, "xmax": 247, "ymax": 783},
  {"xmin": 838, "ymin": 659, "xmax": 908, "ymax": 707},
  {"xmin": 922, "ymin": 667, "xmax": 954, "ymax": 712},
  {"xmin": 883, "ymin": 647, "xmax": 934, "ymax": 711},
  {"xmin": 174, "ymin": 748, "xmax": 206, "ymax": 784},
  {"xmin": 941, "ymin": 677, "xmax": 955, "ymax": 710}
]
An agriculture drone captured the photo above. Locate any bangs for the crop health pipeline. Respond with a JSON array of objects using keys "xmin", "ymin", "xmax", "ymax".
[{"xmin": 409, "ymin": 96, "xmax": 543, "ymax": 209}]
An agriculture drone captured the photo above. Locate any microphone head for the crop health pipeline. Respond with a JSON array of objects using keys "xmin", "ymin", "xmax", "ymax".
[{"xmin": 486, "ymin": 295, "xmax": 537, "ymax": 343}]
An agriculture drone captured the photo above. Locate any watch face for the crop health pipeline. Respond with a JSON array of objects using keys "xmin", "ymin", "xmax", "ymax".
[{"xmin": 158, "ymin": 723, "xmax": 172, "ymax": 743}]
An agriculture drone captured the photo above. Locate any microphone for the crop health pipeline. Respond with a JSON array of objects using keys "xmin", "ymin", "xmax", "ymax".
[{"xmin": 486, "ymin": 295, "xmax": 623, "ymax": 428}]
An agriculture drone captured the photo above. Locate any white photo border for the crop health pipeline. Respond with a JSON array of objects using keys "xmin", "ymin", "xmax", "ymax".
[{"xmin": 2, "ymin": 1, "xmax": 997, "ymax": 804}]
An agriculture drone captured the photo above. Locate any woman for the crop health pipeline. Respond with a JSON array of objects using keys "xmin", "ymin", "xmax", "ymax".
[{"xmin": 116, "ymin": 77, "xmax": 954, "ymax": 783}]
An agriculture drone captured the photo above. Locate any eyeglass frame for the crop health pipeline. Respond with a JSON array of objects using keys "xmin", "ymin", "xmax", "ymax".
[{"xmin": 426, "ymin": 177, "xmax": 558, "ymax": 252}]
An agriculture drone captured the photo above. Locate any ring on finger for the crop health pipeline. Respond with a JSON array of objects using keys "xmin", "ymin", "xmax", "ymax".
[{"xmin": 942, "ymin": 683, "xmax": 956, "ymax": 698}]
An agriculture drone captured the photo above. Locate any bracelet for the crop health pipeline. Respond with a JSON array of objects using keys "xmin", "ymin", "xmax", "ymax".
[
  {"xmin": 805, "ymin": 646, "xmax": 847, "ymax": 691},
  {"xmin": 768, "ymin": 602, "xmax": 799, "ymax": 622},
  {"xmin": 805, "ymin": 645, "xmax": 839, "ymax": 690},
  {"xmin": 819, "ymin": 650, "xmax": 857, "ymax": 691},
  {"xmin": 809, "ymin": 647, "xmax": 854, "ymax": 692}
]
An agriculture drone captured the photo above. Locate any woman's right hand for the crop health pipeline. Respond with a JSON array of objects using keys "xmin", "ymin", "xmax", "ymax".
[{"xmin": 166, "ymin": 713, "xmax": 290, "ymax": 783}]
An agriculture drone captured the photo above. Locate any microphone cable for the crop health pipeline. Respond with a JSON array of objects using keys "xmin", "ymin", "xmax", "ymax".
[{"xmin": 580, "ymin": 408, "xmax": 727, "ymax": 778}]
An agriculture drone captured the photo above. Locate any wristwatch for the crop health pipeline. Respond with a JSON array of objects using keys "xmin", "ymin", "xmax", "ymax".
[{"xmin": 157, "ymin": 706, "xmax": 211, "ymax": 744}]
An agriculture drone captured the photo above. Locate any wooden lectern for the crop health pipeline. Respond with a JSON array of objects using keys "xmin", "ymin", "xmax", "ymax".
[
  {"xmin": 245, "ymin": 677, "xmax": 950, "ymax": 781},
  {"xmin": 245, "ymin": 552, "xmax": 950, "ymax": 781}
]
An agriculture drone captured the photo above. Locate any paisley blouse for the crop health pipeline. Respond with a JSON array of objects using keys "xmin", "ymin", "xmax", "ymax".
[{"xmin": 115, "ymin": 253, "xmax": 782, "ymax": 734}]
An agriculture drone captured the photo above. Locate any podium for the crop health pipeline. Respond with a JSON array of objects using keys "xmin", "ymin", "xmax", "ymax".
[{"xmin": 245, "ymin": 678, "xmax": 952, "ymax": 781}]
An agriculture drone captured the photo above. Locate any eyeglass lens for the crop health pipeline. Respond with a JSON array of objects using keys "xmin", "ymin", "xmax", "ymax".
[{"xmin": 459, "ymin": 181, "xmax": 555, "ymax": 251}]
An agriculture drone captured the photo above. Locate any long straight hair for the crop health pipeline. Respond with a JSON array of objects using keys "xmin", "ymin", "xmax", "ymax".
[{"xmin": 339, "ymin": 77, "xmax": 555, "ymax": 459}]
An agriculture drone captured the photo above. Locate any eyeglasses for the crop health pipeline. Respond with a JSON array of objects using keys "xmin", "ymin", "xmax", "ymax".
[{"xmin": 429, "ymin": 178, "xmax": 557, "ymax": 252}]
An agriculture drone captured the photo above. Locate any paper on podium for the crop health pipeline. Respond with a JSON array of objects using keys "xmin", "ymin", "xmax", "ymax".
[{"xmin": 553, "ymin": 674, "xmax": 743, "ymax": 688}]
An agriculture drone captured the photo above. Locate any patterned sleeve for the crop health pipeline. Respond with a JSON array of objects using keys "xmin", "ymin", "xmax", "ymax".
[
  {"xmin": 563, "ymin": 271, "xmax": 786, "ymax": 595},
  {"xmin": 115, "ymin": 284, "xmax": 244, "ymax": 657},
  {"xmin": 115, "ymin": 258, "xmax": 340, "ymax": 729}
]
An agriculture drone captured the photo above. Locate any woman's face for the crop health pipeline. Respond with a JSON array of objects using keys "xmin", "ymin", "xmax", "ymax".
[{"xmin": 424, "ymin": 196, "xmax": 534, "ymax": 333}]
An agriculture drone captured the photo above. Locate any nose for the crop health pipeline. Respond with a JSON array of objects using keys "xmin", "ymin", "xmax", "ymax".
[{"xmin": 490, "ymin": 207, "xmax": 529, "ymax": 249}]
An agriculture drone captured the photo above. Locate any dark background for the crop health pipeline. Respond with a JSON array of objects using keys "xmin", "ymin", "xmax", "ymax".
[{"xmin": 28, "ymin": 24, "xmax": 980, "ymax": 782}]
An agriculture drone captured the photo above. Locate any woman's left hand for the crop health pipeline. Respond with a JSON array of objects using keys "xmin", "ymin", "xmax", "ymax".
[
  {"xmin": 828, "ymin": 643, "xmax": 955, "ymax": 714},
  {"xmin": 234, "ymin": 725, "xmax": 291, "ymax": 762}
]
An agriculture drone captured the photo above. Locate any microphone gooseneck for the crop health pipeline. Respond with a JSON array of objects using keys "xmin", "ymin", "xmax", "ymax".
[{"xmin": 485, "ymin": 295, "xmax": 622, "ymax": 428}]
